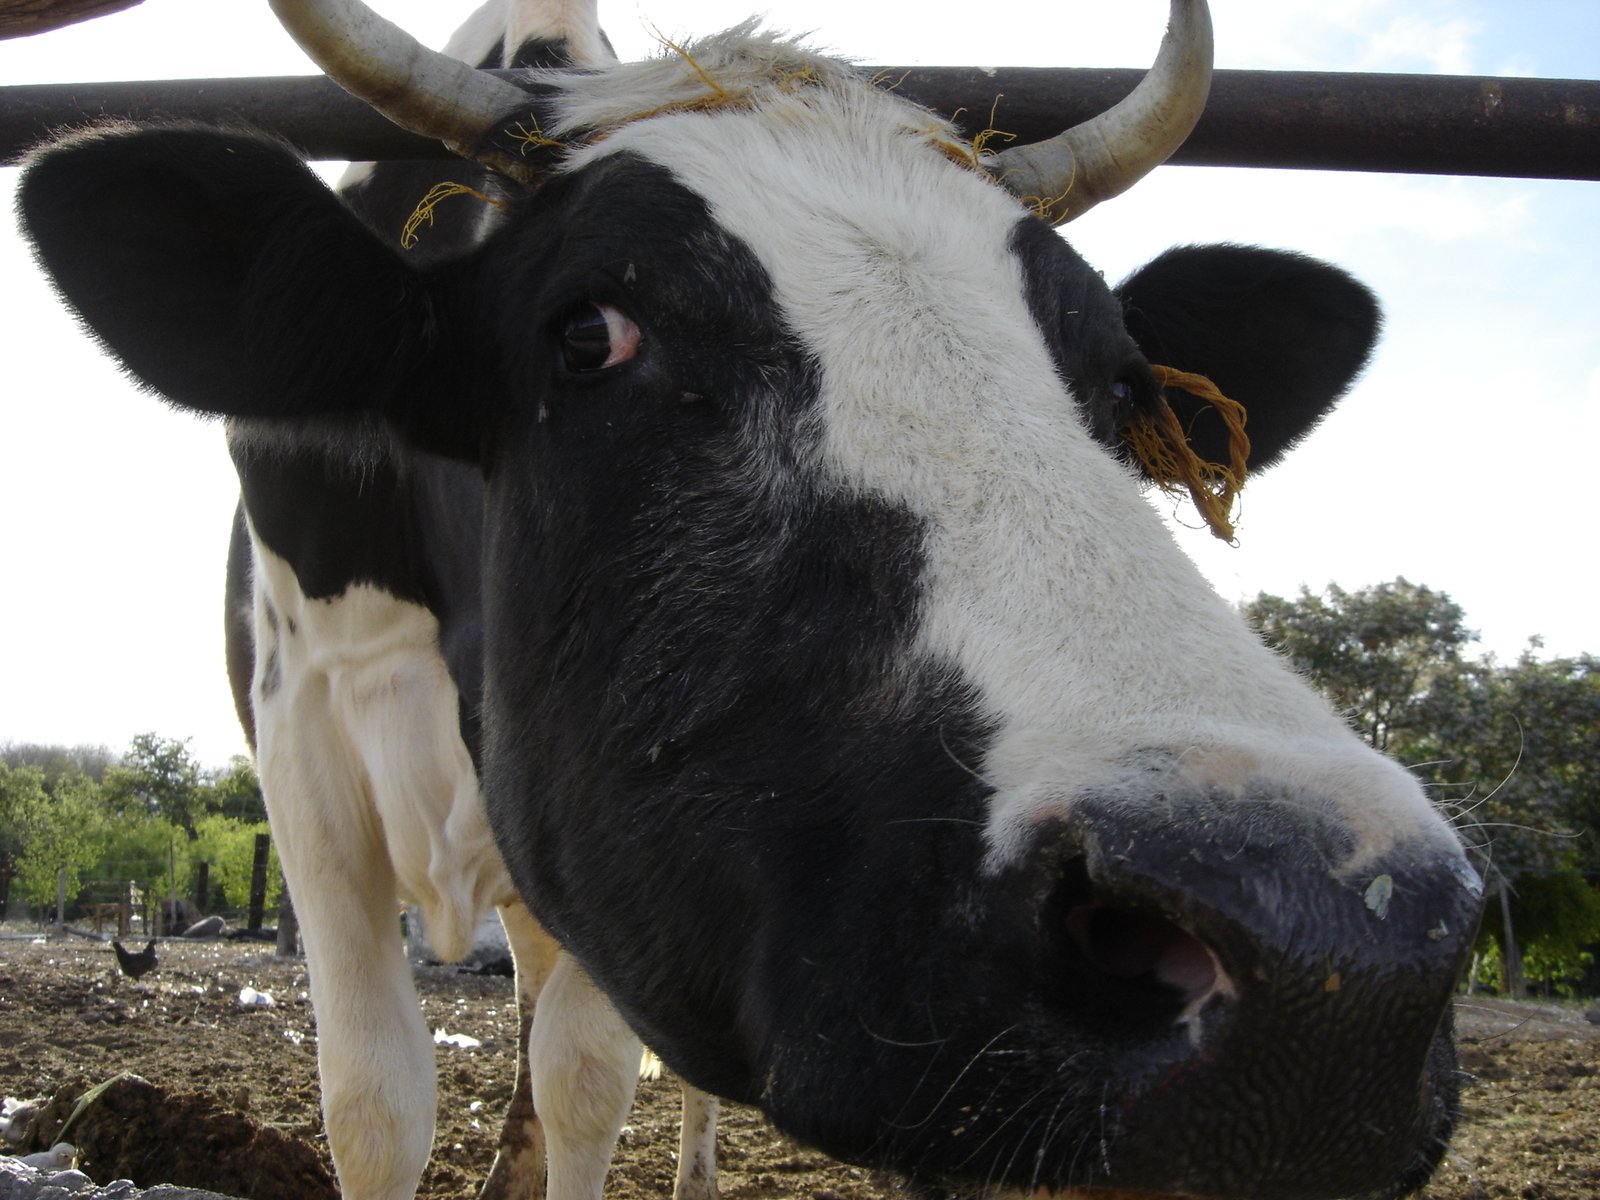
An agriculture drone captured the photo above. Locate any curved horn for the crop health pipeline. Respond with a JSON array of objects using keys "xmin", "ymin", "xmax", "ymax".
[
  {"xmin": 988, "ymin": 0, "xmax": 1213, "ymax": 224},
  {"xmin": 268, "ymin": 0, "xmax": 537, "ymax": 171}
]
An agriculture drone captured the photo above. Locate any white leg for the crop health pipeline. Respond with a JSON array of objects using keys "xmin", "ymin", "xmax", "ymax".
[
  {"xmin": 674, "ymin": 1086, "xmax": 721, "ymax": 1200},
  {"xmin": 480, "ymin": 902, "xmax": 562, "ymax": 1200},
  {"xmin": 257, "ymin": 723, "xmax": 433, "ymax": 1200},
  {"xmin": 529, "ymin": 953, "xmax": 644, "ymax": 1200}
]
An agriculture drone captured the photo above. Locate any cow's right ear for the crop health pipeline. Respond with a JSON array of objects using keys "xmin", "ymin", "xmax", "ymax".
[{"xmin": 18, "ymin": 125, "xmax": 482, "ymax": 460}]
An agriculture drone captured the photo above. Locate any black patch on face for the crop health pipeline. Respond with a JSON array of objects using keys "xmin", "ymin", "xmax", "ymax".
[
  {"xmin": 338, "ymin": 32, "xmax": 519, "ymax": 260},
  {"xmin": 441, "ymin": 152, "xmax": 1000, "ymax": 1095},
  {"xmin": 1008, "ymin": 217, "xmax": 1163, "ymax": 451}
]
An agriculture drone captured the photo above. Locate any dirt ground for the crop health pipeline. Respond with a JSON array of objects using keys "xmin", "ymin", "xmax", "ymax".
[{"xmin": 1, "ymin": 934, "xmax": 1596, "ymax": 1200}]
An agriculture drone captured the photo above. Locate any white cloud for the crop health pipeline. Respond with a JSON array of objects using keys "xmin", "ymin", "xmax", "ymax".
[
  {"xmin": 1493, "ymin": 53, "xmax": 1540, "ymax": 79},
  {"xmin": 1357, "ymin": 15, "xmax": 1483, "ymax": 74}
]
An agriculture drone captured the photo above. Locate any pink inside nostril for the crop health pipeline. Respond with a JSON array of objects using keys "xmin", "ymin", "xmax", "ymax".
[{"xmin": 1065, "ymin": 906, "xmax": 1219, "ymax": 1007}]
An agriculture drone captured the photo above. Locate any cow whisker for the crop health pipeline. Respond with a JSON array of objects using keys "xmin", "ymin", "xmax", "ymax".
[
  {"xmin": 880, "ymin": 1025, "xmax": 1022, "ymax": 1132},
  {"xmin": 952, "ymin": 1081, "xmax": 1058, "ymax": 1174},
  {"xmin": 857, "ymin": 1015, "xmax": 950, "ymax": 1049},
  {"xmin": 1027, "ymin": 1094, "xmax": 1073, "ymax": 1193}
]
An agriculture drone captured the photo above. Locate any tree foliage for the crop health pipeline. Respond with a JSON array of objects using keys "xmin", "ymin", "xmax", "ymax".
[
  {"xmin": 0, "ymin": 760, "xmax": 106, "ymax": 917},
  {"xmin": 1243, "ymin": 578, "xmax": 1476, "ymax": 752},
  {"xmin": 1471, "ymin": 873, "xmax": 1600, "ymax": 998},
  {"xmin": 206, "ymin": 756, "xmax": 267, "ymax": 824},
  {"xmin": 194, "ymin": 814, "xmax": 281, "ymax": 912},
  {"xmin": 0, "ymin": 735, "xmax": 274, "ymax": 926},
  {"xmin": 1413, "ymin": 651, "xmax": 1600, "ymax": 876},
  {"xmin": 1245, "ymin": 579, "xmax": 1600, "ymax": 996},
  {"xmin": 100, "ymin": 733, "xmax": 206, "ymax": 838},
  {"xmin": 1, "ymin": 741, "xmax": 116, "ymax": 786}
]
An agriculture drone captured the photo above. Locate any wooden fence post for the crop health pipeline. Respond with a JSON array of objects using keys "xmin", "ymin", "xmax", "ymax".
[
  {"xmin": 248, "ymin": 833, "xmax": 270, "ymax": 932},
  {"xmin": 275, "ymin": 883, "xmax": 299, "ymax": 957},
  {"xmin": 1499, "ymin": 883, "xmax": 1526, "ymax": 999},
  {"xmin": 165, "ymin": 832, "xmax": 178, "ymax": 935},
  {"xmin": 54, "ymin": 867, "xmax": 66, "ymax": 933}
]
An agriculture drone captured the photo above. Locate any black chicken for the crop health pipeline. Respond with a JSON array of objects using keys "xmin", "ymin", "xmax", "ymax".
[{"xmin": 112, "ymin": 938, "xmax": 158, "ymax": 980}]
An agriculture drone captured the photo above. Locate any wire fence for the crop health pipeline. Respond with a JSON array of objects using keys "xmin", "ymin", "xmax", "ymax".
[{"xmin": 4, "ymin": 835, "xmax": 290, "ymax": 941}]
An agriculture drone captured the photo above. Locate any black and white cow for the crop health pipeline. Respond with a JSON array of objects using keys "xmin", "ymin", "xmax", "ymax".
[
  {"xmin": 19, "ymin": 1, "xmax": 1484, "ymax": 1198},
  {"xmin": 189, "ymin": 5, "xmax": 722, "ymax": 1200}
]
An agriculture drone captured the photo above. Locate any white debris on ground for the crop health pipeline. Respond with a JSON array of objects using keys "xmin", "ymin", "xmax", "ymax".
[
  {"xmin": 0, "ymin": 1100, "xmax": 41, "ymax": 1147},
  {"xmin": 14, "ymin": 1146, "xmax": 73, "ymax": 1172},
  {"xmin": 0, "ymin": 1151, "xmax": 237, "ymax": 1199}
]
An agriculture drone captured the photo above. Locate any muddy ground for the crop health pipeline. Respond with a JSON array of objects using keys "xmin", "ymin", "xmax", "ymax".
[{"xmin": 1, "ymin": 934, "xmax": 1596, "ymax": 1199}]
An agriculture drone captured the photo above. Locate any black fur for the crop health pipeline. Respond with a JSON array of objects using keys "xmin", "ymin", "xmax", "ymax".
[
  {"xmin": 1115, "ymin": 243, "xmax": 1382, "ymax": 471},
  {"xmin": 1010, "ymin": 220, "xmax": 1382, "ymax": 475}
]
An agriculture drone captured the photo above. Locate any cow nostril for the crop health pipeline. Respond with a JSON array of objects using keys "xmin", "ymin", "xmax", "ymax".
[
  {"xmin": 1063, "ymin": 905, "xmax": 1219, "ymax": 1011},
  {"xmin": 1045, "ymin": 856, "xmax": 1230, "ymax": 1033}
]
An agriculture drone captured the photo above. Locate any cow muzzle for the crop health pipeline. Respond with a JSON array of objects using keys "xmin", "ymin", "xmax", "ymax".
[{"xmin": 989, "ymin": 788, "xmax": 1484, "ymax": 1199}]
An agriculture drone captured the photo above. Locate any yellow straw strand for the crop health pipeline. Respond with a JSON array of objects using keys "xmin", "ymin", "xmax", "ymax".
[{"xmin": 401, "ymin": 182, "xmax": 508, "ymax": 250}]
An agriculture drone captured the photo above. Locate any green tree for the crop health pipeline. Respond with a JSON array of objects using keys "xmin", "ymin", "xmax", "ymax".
[
  {"xmin": 1, "ymin": 762, "xmax": 106, "ymax": 921},
  {"xmin": 1245, "ymin": 581, "xmax": 1600, "ymax": 997},
  {"xmin": 193, "ymin": 814, "xmax": 281, "ymax": 913},
  {"xmin": 1, "ymin": 741, "xmax": 116, "ymax": 787},
  {"xmin": 1243, "ymin": 578, "xmax": 1475, "ymax": 752},
  {"xmin": 1413, "ymin": 651, "xmax": 1600, "ymax": 876},
  {"xmin": 201, "ymin": 756, "xmax": 267, "ymax": 823},
  {"xmin": 0, "ymin": 761, "xmax": 50, "ymax": 920},
  {"xmin": 1469, "ymin": 872, "xmax": 1600, "ymax": 998},
  {"xmin": 96, "ymin": 813, "xmax": 191, "ymax": 905},
  {"xmin": 101, "ymin": 733, "xmax": 206, "ymax": 839}
]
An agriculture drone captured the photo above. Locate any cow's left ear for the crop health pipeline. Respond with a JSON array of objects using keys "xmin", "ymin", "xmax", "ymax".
[
  {"xmin": 18, "ymin": 124, "xmax": 481, "ymax": 460},
  {"xmin": 1114, "ymin": 245, "xmax": 1381, "ymax": 471}
]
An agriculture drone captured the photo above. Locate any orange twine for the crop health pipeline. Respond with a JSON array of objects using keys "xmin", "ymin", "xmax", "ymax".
[{"xmin": 1124, "ymin": 366, "xmax": 1251, "ymax": 544}]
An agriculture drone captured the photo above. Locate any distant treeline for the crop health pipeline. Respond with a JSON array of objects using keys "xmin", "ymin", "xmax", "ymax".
[{"xmin": 0, "ymin": 733, "xmax": 274, "ymax": 928}]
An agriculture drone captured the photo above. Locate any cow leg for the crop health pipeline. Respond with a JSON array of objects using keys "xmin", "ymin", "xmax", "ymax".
[
  {"xmin": 528, "ymin": 952, "xmax": 643, "ymax": 1200},
  {"xmin": 480, "ymin": 901, "xmax": 562, "ymax": 1200},
  {"xmin": 674, "ymin": 1086, "xmax": 720, "ymax": 1200},
  {"xmin": 256, "ymin": 727, "xmax": 434, "ymax": 1200},
  {"xmin": 246, "ymin": 544, "xmax": 453, "ymax": 1200}
]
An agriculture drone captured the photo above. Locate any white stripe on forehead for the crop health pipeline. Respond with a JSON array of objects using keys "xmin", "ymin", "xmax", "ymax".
[{"xmin": 561, "ymin": 68, "xmax": 1451, "ymax": 863}]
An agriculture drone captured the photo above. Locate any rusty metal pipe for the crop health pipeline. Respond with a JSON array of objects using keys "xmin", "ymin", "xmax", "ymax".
[{"xmin": 2, "ymin": 67, "xmax": 1596, "ymax": 181}]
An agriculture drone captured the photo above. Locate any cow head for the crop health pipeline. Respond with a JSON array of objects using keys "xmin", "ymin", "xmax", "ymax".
[{"xmin": 18, "ymin": 2, "xmax": 1481, "ymax": 1196}]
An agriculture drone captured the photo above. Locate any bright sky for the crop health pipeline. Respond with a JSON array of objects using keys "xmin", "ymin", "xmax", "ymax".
[{"xmin": 1, "ymin": 0, "xmax": 1596, "ymax": 768}]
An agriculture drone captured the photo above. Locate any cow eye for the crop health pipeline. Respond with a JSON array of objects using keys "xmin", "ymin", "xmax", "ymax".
[
  {"xmin": 559, "ymin": 302, "xmax": 641, "ymax": 372},
  {"xmin": 1111, "ymin": 364, "xmax": 1155, "ymax": 408}
]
